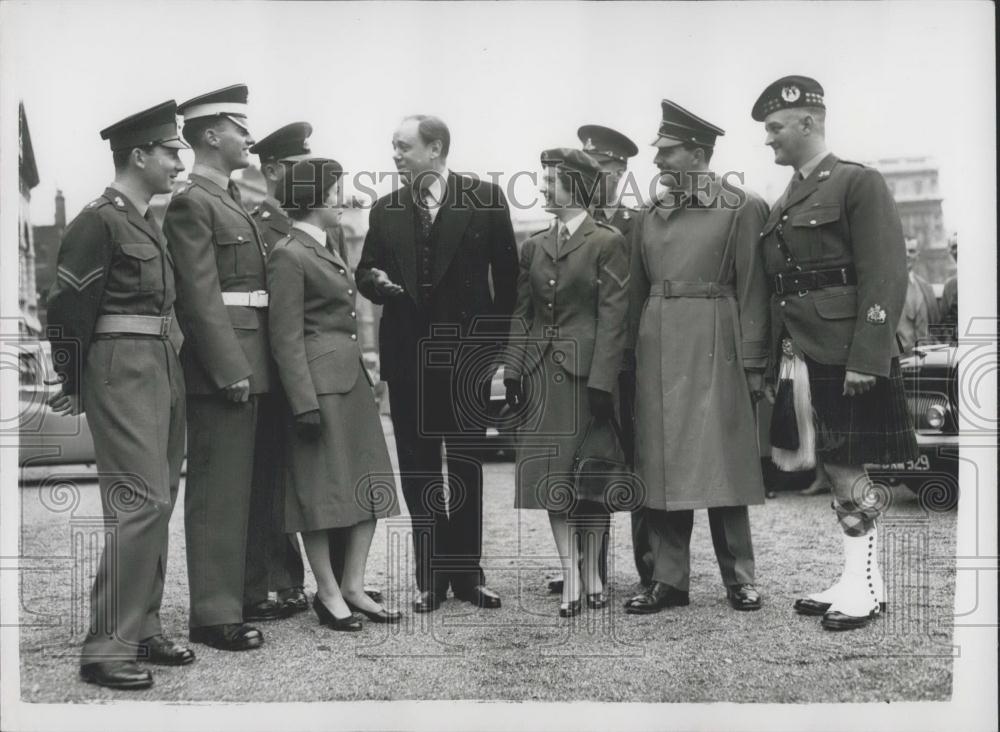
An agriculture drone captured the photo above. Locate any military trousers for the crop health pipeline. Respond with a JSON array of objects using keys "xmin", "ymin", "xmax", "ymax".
[
  {"xmin": 185, "ymin": 392, "xmax": 267, "ymax": 628},
  {"xmin": 244, "ymin": 392, "xmax": 304, "ymax": 603},
  {"xmin": 646, "ymin": 505, "xmax": 755, "ymax": 591},
  {"xmin": 80, "ymin": 337, "xmax": 185, "ymax": 664}
]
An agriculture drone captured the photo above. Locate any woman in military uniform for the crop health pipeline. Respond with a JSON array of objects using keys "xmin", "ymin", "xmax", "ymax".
[
  {"xmin": 267, "ymin": 157, "xmax": 401, "ymax": 630},
  {"xmin": 503, "ymin": 148, "xmax": 630, "ymax": 617}
]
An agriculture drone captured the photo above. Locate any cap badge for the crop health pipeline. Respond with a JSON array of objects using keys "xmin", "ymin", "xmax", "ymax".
[
  {"xmin": 114, "ymin": 196, "xmax": 125, "ymax": 207},
  {"xmin": 866, "ymin": 304, "xmax": 887, "ymax": 325},
  {"xmin": 818, "ymin": 170, "xmax": 831, "ymax": 180},
  {"xmin": 582, "ymin": 138, "xmax": 595, "ymax": 151},
  {"xmin": 302, "ymin": 140, "xmax": 310, "ymax": 152},
  {"xmin": 781, "ymin": 337, "xmax": 795, "ymax": 357},
  {"xmin": 781, "ymin": 85, "xmax": 801, "ymax": 102},
  {"xmin": 262, "ymin": 211, "xmax": 271, "ymax": 219}
]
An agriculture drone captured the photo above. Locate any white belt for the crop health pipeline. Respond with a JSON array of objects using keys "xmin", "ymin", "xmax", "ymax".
[{"xmin": 221, "ymin": 290, "xmax": 269, "ymax": 308}]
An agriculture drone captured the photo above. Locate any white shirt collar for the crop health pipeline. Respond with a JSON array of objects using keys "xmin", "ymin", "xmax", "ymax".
[
  {"xmin": 422, "ymin": 168, "xmax": 450, "ymax": 207},
  {"xmin": 292, "ymin": 220, "xmax": 327, "ymax": 246},
  {"xmin": 560, "ymin": 209, "xmax": 589, "ymax": 237},
  {"xmin": 797, "ymin": 150, "xmax": 829, "ymax": 180}
]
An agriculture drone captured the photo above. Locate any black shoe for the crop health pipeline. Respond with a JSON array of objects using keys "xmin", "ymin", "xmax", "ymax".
[
  {"xmin": 80, "ymin": 661, "xmax": 153, "ymax": 690},
  {"xmin": 795, "ymin": 597, "xmax": 888, "ymax": 616},
  {"xmin": 548, "ymin": 579, "xmax": 564, "ymax": 595},
  {"xmin": 413, "ymin": 590, "xmax": 442, "ymax": 613},
  {"xmin": 586, "ymin": 592, "xmax": 608, "ymax": 610},
  {"xmin": 139, "ymin": 635, "xmax": 195, "ymax": 666},
  {"xmin": 559, "ymin": 599, "xmax": 582, "ymax": 618},
  {"xmin": 453, "ymin": 584, "xmax": 502, "ymax": 609},
  {"xmin": 726, "ymin": 583, "xmax": 762, "ymax": 611},
  {"xmin": 364, "ymin": 589, "xmax": 384, "ymax": 605},
  {"xmin": 189, "ymin": 623, "xmax": 263, "ymax": 651},
  {"xmin": 277, "ymin": 587, "xmax": 309, "ymax": 613},
  {"xmin": 243, "ymin": 598, "xmax": 292, "ymax": 621},
  {"xmin": 624, "ymin": 581, "xmax": 689, "ymax": 614},
  {"xmin": 346, "ymin": 599, "xmax": 402, "ymax": 624},
  {"xmin": 312, "ymin": 596, "xmax": 363, "ymax": 631},
  {"xmin": 821, "ymin": 607, "xmax": 880, "ymax": 631}
]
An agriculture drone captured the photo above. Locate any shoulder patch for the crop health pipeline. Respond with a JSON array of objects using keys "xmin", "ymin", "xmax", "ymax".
[{"xmin": 273, "ymin": 234, "xmax": 295, "ymax": 249}]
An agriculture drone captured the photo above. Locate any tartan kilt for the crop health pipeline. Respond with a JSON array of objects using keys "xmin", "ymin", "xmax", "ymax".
[{"xmin": 805, "ymin": 355, "xmax": 918, "ymax": 466}]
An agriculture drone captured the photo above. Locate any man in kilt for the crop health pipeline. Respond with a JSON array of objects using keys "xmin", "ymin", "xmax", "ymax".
[{"xmin": 753, "ymin": 76, "xmax": 918, "ymax": 630}]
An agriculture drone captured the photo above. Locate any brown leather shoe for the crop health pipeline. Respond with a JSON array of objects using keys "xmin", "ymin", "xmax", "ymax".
[{"xmin": 139, "ymin": 634, "xmax": 195, "ymax": 665}]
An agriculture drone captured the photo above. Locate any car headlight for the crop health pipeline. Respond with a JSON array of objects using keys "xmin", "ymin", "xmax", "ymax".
[{"xmin": 925, "ymin": 403, "xmax": 946, "ymax": 430}]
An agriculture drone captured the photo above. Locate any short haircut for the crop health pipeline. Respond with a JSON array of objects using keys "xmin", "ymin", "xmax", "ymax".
[
  {"xmin": 800, "ymin": 106, "xmax": 826, "ymax": 134},
  {"xmin": 278, "ymin": 159, "xmax": 344, "ymax": 220},
  {"xmin": 681, "ymin": 142, "xmax": 714, "ymax": 164},
  {"xmin": 404, "ymin": 114, "xmax": 451, "ymax": 158},
  {"xmin": 112, "ymin": 143, "xmax": 156, "ymax": 173},
  {"xmin": 182, "ymin": 116, "xmax": 222, "ymax": 148}
]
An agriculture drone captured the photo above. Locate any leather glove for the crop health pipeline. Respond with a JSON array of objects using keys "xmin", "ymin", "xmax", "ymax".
[
  {"xmin": 295, "ymin": 410, "xmax": 322, "ymax": 441},
  {"xmin": 587, "ymin": 388, "xmax": 615, "ymax": 421},
  {"xmin": 504, "ymin": 378, "xmax": 525, "ymax": 408}
]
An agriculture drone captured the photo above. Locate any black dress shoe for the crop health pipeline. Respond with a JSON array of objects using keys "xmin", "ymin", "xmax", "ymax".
[
  {"xmin": 559, "ymin": 599, "xmax": 582, "ymax": 618},
  {"xmin": 413, "ymin": 590, "xmax": 442, "ymax": 613},
  {"xmin": 243, "ymin": 598, "xmax": 292, "ymax": 621},
  {"xmin": 726, "ymin": 583, "xmax": 762, "ymax": 611},
  {"xmin": 139, "ymin": 635, "xmax": 195, "ymax": 666},
  {"xmin": 624, "ymin": 581, "xmax": 689, "ymax": 614},
  {"xmin": 821, "ymin": 608, "xmax": 879, "ymax": 630},
  {"xmin": 277, "ymin": 587, "xmax": 309, "ymax": 613},
  {"xmin": 312, "ymin": 596, "xmax": 363, "ymax": 631},
  {"xmin": 548, "ymin": 579, "xmax": 563, "ymax": 594},
  {"xmin": 795, "ymin": 597, "xmax": 887, "ymax": 616},
  {"xmin": 346, "ymin": 599, "xmax": 402, "ymax": 624},
  {"xmin": 364, "ymin": 589, "xmax": 384, "ymax": 605},
  {"xmin": 453, "ymin": 584, "xmax": 502, "ymax": 609},
  {"xmin": 189, "ymin": 623, "xmax": 263, "ymax": 651},
  {"xmin": 80, "ymin": 661, "xmax": 153, "ymax": 690},
  {"xmin": 586, "ymin": 592, "xmax": 608, "ymax": 610}
]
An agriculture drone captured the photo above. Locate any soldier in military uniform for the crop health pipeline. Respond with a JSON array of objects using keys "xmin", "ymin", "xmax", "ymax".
[
  {"xmin": 48, "ymin": 101, "xmax": 194, "ymax": 689},
  {"xmin": 545, "ymin": 126, "xmax": 645, "ymax": 597},
  {"xmin": 164, "ymin": 85, "xmax": 279, "ymax": 651},
  {"xmin": 752, "ymin": 76, "xmax": 918, "ymax": 630}
]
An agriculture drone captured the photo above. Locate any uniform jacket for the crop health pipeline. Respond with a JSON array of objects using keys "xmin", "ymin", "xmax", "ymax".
[
  {"xmin": 251, "ymin": 198, "xmax": 292, "ymax": 248},
  {"xmin": 504, "ymin": 216, "xmax": 629, "ymax": 394},
  {"xmin": 595, "ymin": 203, "xmax": 638, "ymax": 243},
  {"xmin": 760, "ymin": 153, "xmax": 907, "ymax": 377},
  {"xmin": 164, "ymin": 173, "xmax": 273, "ymax": 394},
  {"xmin": 267, "ymin": 226, "xmax": 368, "ymax": 416},
  {"xmin": 356, "ymin": 172, "xmax": 518, "ymax": 383},
  {"xmin": 47, "ymin": 187, "xmax": 177, "ymax": 395}
]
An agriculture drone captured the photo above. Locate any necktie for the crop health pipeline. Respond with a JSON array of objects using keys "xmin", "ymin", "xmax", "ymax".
[
  {"xmin": 228, "ymin": 181, "xmax": 244, "ymax": 208},
  {"xmin": 414, "ymin": 188, "xmax": 433, "ymax": 239},
  {"xmin": 144, "ymin": 208, "xmax": 165, "ymax": 245},
  {"xmin": 557, "ymin": 223, "xmax": 570, "ymax": 256}
]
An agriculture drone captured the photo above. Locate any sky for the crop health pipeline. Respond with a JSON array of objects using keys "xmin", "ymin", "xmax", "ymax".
[{"xmin": 2, "ymin": 0, "xmax": 996, "ymax": 238}]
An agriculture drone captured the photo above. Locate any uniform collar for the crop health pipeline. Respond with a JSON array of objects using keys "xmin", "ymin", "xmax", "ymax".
[
  {"xmin": 108, "ymin": 181, "xmax": 150, "ymax": 217},
  {"xmin": 559, "ymin": 209, "xmax": 589, "ymax": 237},
  {"xmin": 191, "ymin": 162, "xmax": 232, "ymax": 191},
  {"xmin": 291, "ymin": 220, "xmax": 327, "ymax": 246},
  {"xmin": 796, "ymin": 149, "xmax": 829, "ymax": 181}
]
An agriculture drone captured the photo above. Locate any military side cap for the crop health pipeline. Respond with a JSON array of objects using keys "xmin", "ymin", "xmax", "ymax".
[
  {"xmin": 99, "ymin": 100, "xmax": 187, "ymax": 151},
  {"xmin": 540, "ymin": 147, "xmax": 602, "ymax": 186},
  {"xmin": 250, "ymin": 122, "xmax": 313, "ymax": 162},
  {"xmin": 178, "ymin": 84, "xmax": 250, "ymax": 130},
  {"xmin": 652, "ymin": 100, "xmax": 725, "ymax": 149},
  {"xmin": 752, "ymin": 75, "xmax": 825, "ymax": 121},
  {"xmin": 276, "ymin": 156, "xmax": 344, "ymax": 211},
  {"xmin": 577, "ymin": 125, "xmax": 638, "ymax": 163}
]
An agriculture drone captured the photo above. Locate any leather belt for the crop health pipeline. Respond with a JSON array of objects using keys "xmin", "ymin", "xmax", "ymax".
[
  {"xmin": 648, "ymin": 281, "xmax": 735, "ymax": 298},
  {"xmin": 773, "ymin": 266, "xmax": 856, "ymax": 296},
  {"xmin": 93, "ymin": 314, "xmax": 172, "ymax": 338},
  {"xmin": 221, "ymin": 290, "xmax": 269, "ymax": 308}
]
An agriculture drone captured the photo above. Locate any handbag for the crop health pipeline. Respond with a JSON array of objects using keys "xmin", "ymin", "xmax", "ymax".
[{"xmin": 569, "ymin": 417, "xmax": 639, "ymax": 510}]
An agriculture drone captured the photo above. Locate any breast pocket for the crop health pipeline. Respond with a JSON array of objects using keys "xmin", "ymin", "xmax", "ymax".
[
  {"xmin": 813, "ymin": 288, "xmax": 857, "ymax": 320},
  {"xmin": 117, "ymin": 243, "xmax": 161, "ymax": 292},
  {"xmin": 213, "ymin": 226, "xmax": 257, "ymax": 277},
  {"xmin": 790, "ymin": 204, "xmax": 841, "ymax": 263}
]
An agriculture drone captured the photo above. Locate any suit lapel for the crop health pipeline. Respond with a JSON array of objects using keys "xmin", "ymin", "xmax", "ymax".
[
  {"xmin": 556, "ymin": 215, "xmax": 595, "ymax": 260},
  {"xmin": 290, "ymin": 228, "xmax": 342, "ymax": 269},
  {"xmin": 431, "ymin": 172, "xmax": 472, "ymax": 287},
  {"xmin": 538, "ymin": 222, "xmax": 559, "ymax": 261},
  {"xmin": 781, "ymin": 152, "xmax": 838, "ymax": 213}
]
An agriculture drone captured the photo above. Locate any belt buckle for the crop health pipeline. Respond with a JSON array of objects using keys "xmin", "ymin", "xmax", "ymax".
[
  {"xmin": 159, "ymin": 315, "xmax": 172, "ymax": 337},
  {"xmin": 249, "ymin": 290, "xmax": 267, "ymax": 308},
  {"xmin": 797, "ymin": 289, "xmax": 809, "ymax": 298}
]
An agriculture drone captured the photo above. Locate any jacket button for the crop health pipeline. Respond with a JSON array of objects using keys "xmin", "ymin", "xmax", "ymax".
[
  {"xmin": 350, "ymin": 334, "xmax": 357, "ymax": 340},
  {"xmin": 809, "ymin": 219, "xmax": 817, "ymax": 225},
  {"xmin": 350, "ymin": 311, "xmax": 356, "ymax": 318},
  {"xmin": 779, "ymin": 300, "xmax": 786, "ymax": 307},
  {"xmin": 547, "ymin": 303, "xmax": 553, "ymax": 309},
  {"xmin": 549, "ymin": 279, "xmax": 556, "ymax": 286},
  {"xmin": 237, "ymin": 235, "xmax": 244, "ymax": 241},
  {"xmin": 781, "ymin": 215, "xmax": 788, "ymax": 221},
  {"xmin": 339, "ymin": 268, "xmax": 346, "ymax": 275},
  {"xmin": 347, "ymin": 289, "xmax": 354, "ymax": 295}
]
